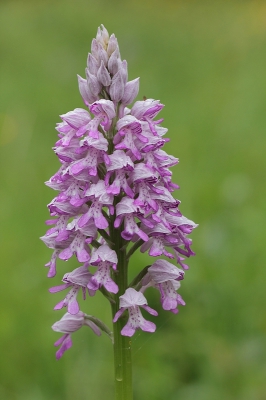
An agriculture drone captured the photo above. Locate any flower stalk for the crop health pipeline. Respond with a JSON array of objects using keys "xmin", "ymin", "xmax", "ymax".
[
  {"xmin": 111, "ymin": 244, "xmax": 133, "ymax": 400},
  {"xmin": 41, "ymin": 25, "xmax": 197, "ymax": 400},
  {"xmin": 110, "ymin": 197, "xmax": 133, "ymax": 399}
]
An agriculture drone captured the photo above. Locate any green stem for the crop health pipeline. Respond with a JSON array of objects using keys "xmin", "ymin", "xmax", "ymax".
[
  {"xmin": 107, "ymin": 102, "xmax": 132, "ymax": 399},
  {"xmin": 111, "ymin": 304, "xmax": 133, "ymax": 400},
  {"xmin": 110, "ymin": 224, "xmax": 133, "ymax": 400}
]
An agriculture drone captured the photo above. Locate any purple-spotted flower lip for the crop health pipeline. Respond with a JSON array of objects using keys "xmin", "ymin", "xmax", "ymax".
[
  {"xmin": 158, "ymin": 280, "xmax": 186, "ymax": 313},
  {"xmin": 87, "ymin": 264, "xmax": 119, "ymax": 294},
  {"xmin": 58, "ymin": 230, "xmax": 91, "ymax": 263},
  {"xmin": 86, "ymin": 245, "xmax": 118, "ymax": 294}
]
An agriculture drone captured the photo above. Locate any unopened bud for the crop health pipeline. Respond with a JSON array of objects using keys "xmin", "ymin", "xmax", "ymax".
[
  {"xmin": 87, "ymin": 53, "xmax": 99, "ymax": 75},
  {"xmin": 108, "ymin": 47, "xmax": 120, "ymax": 76},
  {"xmin": 91, "ymin": 38, "xmax": 99, "ymax": 59},
  {"xmin": 98, "ymin": 43, "xmax": 108, "ymax": 66},
  {"xmin": 107, "ymin": 34, "xmax": 119, "ymax": 57},
  {"xmin": 86, "ymin": 68, "xmax": 101, "ymax": 96},
  {"xmin": 97, "ymin": 60, "xmax": 111, "ymax": 86},
  {"xmin": 120, "ymin": 60, "xmax": 128, "ymax": 84},
  {"xmin": 121, "ymin": 78, "xmax": 140, "ymax": 105},
  {"xmin": 77, "ymin": 75, "xmax": 98, "ymax": 105},
  {"xmin": 110, "ymin": 70, "xmax": 125, "ymax": 102},
  {"xmin": 96, "ymin": 24, "xmax": 109, "ymax": 50}
]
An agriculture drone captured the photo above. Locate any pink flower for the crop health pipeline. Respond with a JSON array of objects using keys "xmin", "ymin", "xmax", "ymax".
[
  {"xmin": 113, "ymin": 288, "xmax": 158, "ymax": 336},
  {"xmin": 42, "ymin": 25, "xmax": 197, "ymax": 354},
  {"xmin": 142, "ymin": 260, "xmax": 185, "ymax": 314},
  {"xmin": 52, "ymin": 312, "xmax": 101, "ymax": 359},
  {"xmin": 87, "ymin": 245, "xmax": 118, "ymax": 293},
  {"xmin": 49, "ymin": 265, "xmax": 95, "ymax": 314}
]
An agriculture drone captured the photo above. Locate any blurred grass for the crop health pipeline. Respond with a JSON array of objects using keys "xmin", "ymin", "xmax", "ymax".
[{"xmin": 1, "ymin": 0, "xmax": 266, "ymax": 399}]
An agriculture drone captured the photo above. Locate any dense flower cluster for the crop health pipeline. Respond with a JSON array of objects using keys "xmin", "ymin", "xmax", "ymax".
[{"xmin": 41, "ymin": 25, "xmax": 197, "ymax": 359}]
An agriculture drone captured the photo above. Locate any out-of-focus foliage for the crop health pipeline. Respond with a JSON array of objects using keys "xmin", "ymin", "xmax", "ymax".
[{"xmin": 0, "ymin": 1, "xmax": 265, "ymax": 399}]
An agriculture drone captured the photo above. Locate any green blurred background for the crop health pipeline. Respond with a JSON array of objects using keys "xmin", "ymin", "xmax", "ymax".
[{"xmin": 1, "ymin": 0, "xmax": 266, "ymax": 399}]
